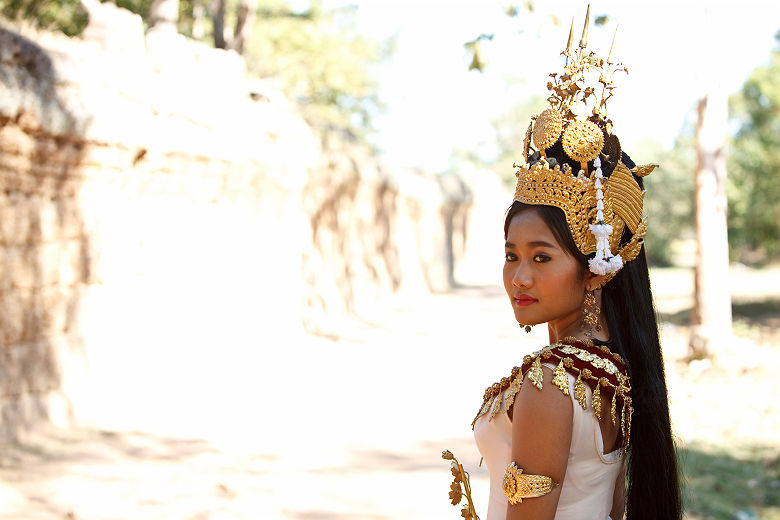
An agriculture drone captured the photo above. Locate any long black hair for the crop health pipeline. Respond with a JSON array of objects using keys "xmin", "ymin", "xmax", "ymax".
[{"xmin": 504, "ymin": 146, "xmax": 683, "ymax": 520}]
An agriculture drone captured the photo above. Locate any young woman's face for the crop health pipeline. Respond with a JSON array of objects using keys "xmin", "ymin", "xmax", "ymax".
[{"xmin": 503, "ymin": 209, "xmax": 589, "ymax": 331}]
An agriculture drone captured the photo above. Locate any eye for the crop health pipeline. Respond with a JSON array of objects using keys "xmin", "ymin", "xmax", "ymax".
[
  {"xmin": 505, "ymin": 252, "xmax": 517, "ymax": 262},
  {"xmin": 533, "ymin": 254, "xmax": 551, "ymax": 263}
]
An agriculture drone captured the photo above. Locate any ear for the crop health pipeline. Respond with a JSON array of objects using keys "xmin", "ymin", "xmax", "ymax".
[{"xmin": 584, "ymin": 271, "xmax": 606, "ymax": 292}]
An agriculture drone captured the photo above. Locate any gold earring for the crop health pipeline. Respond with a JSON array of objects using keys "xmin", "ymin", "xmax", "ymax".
[
  {"xmin": 582, "ymin": 290, "xmax": 601, "ymax": 337},
  {"xmin": 518, "ymin": 323, "xmax": 532, "ymax": 333}
]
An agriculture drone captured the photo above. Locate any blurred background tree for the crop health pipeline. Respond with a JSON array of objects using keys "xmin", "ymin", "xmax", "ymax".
[
  {"xmin": 636, "ymin": 135, "xmax": 695, "ymax": 267},
  {"xmin": 0, "ymin": 0, "xmax": 89, "ymax": 36},
  {"xmin": 240, "ymin": 0, "xmax": 391, "ymax": 138},
  {"xmin": 728, "ymin": 31, "xmax": 780, "ymax": 265},
  {"xmin": 148, "ymin": 0, "xmax": 178, "ymax": 32},
  {"xmin": 489, "ymin": 95, "xmax": 543, "ymax": 186},
  {"xmin": 0, "ymin": 0, "xmax": 390, "ymax": 141}
]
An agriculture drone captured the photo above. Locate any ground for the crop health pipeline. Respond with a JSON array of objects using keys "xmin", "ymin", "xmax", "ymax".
[{"xmin": 0, "ymin": 267, "xmax": 778, "ymax": 520}]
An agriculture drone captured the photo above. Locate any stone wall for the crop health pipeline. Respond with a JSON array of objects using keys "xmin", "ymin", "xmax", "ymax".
[
  {"xmin": 302, "ymin": 140, "xmax": 473, "ymax": 336},
  {"xmin": 0, "ymin": 4, "xmax": 480, "ymax": 439}
]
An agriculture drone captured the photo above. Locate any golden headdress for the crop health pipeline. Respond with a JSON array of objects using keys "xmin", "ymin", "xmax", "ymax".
[{"xmin": 513, "ymin": 6, "xmax": 656, "ymax": 285}]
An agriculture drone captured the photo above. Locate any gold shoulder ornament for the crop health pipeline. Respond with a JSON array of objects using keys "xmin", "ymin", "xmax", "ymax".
[
  {"xmin": 472, "ymin": 337, "xmax": 633, "ymax": 450},
  {"xmin": 503, "ymin": 462, "xmax": 557, "ymax": 505},
  {"xmin": 513, "ymin": 6, "xmax": 655, "ymax": 287}
]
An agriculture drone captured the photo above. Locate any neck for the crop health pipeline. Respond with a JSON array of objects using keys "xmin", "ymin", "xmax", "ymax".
[
  {"xmin": 547, "ymin": 315, "xmax": 610, "ymax": 344},
  {"xmin": 546, "ymin": 314, "xmax": 582, "ymax": 344}
]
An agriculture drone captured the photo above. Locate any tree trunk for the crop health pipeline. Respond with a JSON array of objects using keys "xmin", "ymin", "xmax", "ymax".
[
  {"xmin": 689, "ymin": 90, "xmax": 732, "ymax": 359},
  {"xmin": 211, "ymin": 0, "xmax": 227, "ymax": 48},
  {"xmin": 149, "ymin": 0, "xmax": 179, "ymax": 32},
  {"xmin": 231, "ymin": 0, "xmax": 258, "ymax": 54}
]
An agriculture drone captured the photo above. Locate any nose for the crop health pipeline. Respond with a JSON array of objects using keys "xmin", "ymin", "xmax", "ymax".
[{"xmin": 512, "ymin": 262, "xmax": 532, "ymax": 289}]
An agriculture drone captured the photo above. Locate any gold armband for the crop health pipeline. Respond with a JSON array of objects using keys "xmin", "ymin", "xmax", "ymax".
[{"xmin": 502, "ymin": 462, "xmax": 557, "ymax": 505}]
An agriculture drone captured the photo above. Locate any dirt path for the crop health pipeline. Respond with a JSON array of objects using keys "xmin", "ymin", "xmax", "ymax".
[{"xmin": 1, "ymin": 268, "xmax": 778, "ymax": 519}]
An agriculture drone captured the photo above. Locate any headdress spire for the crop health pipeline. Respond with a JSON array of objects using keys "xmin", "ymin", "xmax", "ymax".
[
  {"xmin": 579, "ymin": 5, "xmax": 590, "ymax": 49},
  {"xmin": 607, "ymin": 25, "xmax": 618, "ymax": 64},
  {"xmin": 565, "ymin": 17, "xmax": 575, "ymax": 62}
]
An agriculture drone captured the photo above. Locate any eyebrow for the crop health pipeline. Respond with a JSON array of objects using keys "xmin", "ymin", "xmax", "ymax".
[{"xmin": 505, "ymin": 240, "xmax": 558, "ymax": 249}]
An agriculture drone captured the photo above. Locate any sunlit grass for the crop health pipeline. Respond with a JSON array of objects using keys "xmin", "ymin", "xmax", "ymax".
[{"xmin": 681, "ymin": 442, "xmax": 780, "ymax": 520}]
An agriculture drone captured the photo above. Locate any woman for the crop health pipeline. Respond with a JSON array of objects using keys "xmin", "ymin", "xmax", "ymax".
[{"xmin": 465, "ymin": 15, "xmax": 682, "ymax": 520}]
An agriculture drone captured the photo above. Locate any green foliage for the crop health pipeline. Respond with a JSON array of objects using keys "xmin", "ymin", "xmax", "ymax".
[
  {"xmin": 504, "ymin": 2, "xmax": 533, "ymax": 18},
  {"xmin": 2, "ymin": 0, "xmax": 387, "ymax": 139},
  {"xmin": 464, "ymin": 34, "xmax": 493, "ymax": 73},
  {"xmin": 109, "ymin": 0, "xmax": 201, "ymax": 34},
  {"xmin": 1, "ymin": 0, "xmax": 88, "ymax": 36},
  {"xmin": 111, "ymin": 0, "xmax": 151, "ymax": 18},
  {"xmin": 637, "ymin": 135, "xmax": 695, "ymax": 267},
  {"xmin": 728, "ymin": 33, "xmax": 780, "ymax": 263},
  {"xmin": 489, "ymin": 95, "xmax": 545, "ymax": 188},
  {"xmin": 243, "ymin": 0, "xmax": 389, "ymax": 137}
]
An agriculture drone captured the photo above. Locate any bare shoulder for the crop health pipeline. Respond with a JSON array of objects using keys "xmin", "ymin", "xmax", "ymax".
[{"xmin": 511, "ymin": 364, "xmax": 574, "ymax": 454}]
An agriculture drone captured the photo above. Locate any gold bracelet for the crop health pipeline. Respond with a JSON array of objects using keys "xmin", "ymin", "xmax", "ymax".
[{"xmin": 502, "ymin": 462, "xmax": 557, "ymax": 505}]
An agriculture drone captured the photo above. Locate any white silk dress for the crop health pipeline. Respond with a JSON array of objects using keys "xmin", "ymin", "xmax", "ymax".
[{"xmin": 473, "ymin": 363, "xmax": 624, "ymax": 520}]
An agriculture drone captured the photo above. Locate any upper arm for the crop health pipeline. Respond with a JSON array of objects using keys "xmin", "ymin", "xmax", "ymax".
[{"xmin": 507, "ymin": 366, "xmax": 573, "ymax": 520}]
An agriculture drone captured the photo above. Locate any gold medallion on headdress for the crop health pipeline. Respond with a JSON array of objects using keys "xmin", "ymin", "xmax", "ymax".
[
  {"xmin": 562, "ymin": 120, "xmax": 603, "ymax": 167},
  {"xmin": 532, "ymin": 108, "xmax": 564, "ymax": 154}
]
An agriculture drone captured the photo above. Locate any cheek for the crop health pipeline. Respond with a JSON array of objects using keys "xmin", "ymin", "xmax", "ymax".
[
  {"xmin": 502, "ymin": 263, "xmax": 513, "ymax": 290},
  {"xmin": 565, "ymin": 271, "xmax": 587, "ymax": 301},
  {"xmin": 545, "ymin": 264, "xmax": 586, "ymax": 297}
]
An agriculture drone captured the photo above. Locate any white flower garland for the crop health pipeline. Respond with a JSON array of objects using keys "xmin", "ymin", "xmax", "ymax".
[{"xmin": 588, "ymin": 157, "xmax": 623, "ymax": 275}]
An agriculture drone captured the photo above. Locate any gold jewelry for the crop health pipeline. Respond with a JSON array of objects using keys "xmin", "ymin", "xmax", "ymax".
[
  {"xmin": 442, "ymin": 450, "xmax": 480, "ymax": 520},
  {"xmin": 502, "ymin": 461, "xmax": 557, "ymax": 505},
  {"xmin": 513, "ymin": 8, "xmax": 654, "ymax": 286},
  {"xmin": 472, "ymin": 338, "xmax": 633, "ymax": 449},
  {"xmin": 582, "ymin": 290, "xmax": 601, "ymax": 338},
  {"xmin": 518, "ymin": 323, "xmax": 532, "ymax": 333},
  {"xmin": 532, "ymin": 108, "xmax": 563, "ymax": 151}
]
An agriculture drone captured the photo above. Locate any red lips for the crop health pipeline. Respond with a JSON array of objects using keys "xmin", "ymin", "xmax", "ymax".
[{"xmin": 514, "ymin": 294, "xmax": 538, "ymax": 306}]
